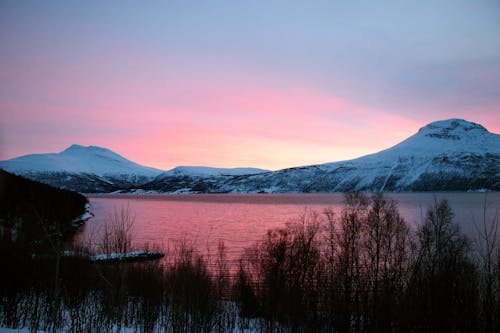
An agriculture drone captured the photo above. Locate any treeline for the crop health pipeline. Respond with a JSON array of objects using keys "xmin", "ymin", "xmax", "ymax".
[
  {"xmin": 0, "ymin": 192, "xmax": 498, "ymax": 332},
  {"xmin": 0, "ymin": 169, "xmax": 87, "ymax": 252},
  {"xmin": 235, "ymin": 193, "xmax": 499, "ymax": 332}
]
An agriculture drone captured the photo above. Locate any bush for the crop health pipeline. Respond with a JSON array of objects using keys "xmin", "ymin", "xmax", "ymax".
[{"xmin": 1, "ymin": 192, "xmax": 496, "ymax": 332}]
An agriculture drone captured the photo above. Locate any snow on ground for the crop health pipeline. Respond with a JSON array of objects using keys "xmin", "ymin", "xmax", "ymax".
[
  {"xmin": 92, "ymin": 251, "xmax": 164, "ymax": 262},
  {"xmin": 0, "ymin": 326, "xmax": 259, "ymax": 333},
  {"xmin": 72, "ymin": 211, "xmax": 93, "ymax": 224},
  {"xmin": 0, "ymin": 328, "xmax": 29, "ymax": 333},
  {"xmin": 63, "ymin": 250, "xmax": 165, "ymax": 262},
  {"xmin": 0, "ymin": 326, "xmax": 139, "ymax": 333},
  {"xmin": 71, "ymin": 204, "xmax": 94, "ymax": 226}
]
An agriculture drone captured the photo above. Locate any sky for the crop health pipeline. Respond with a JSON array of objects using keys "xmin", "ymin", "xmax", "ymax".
[{"xmin": 1, "ymin": 0, "xmax": 499, "ymax": 171}]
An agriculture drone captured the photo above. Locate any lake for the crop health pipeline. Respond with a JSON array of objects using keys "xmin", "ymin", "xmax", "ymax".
[{"xmin": 78, "ymin": 193, "xmax": 499, "ymax": 266}]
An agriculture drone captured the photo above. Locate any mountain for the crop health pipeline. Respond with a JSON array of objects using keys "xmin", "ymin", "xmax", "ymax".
[
  {"xmin": 140, "ymin": 119, "xmax": 500, "ymax": 193},
  {"xmin": 137, "ymin": 166, "xmax": 270, "ymax": 194},
  {"xmin": 0, "ymin": 144, "xmax": 163, "ymax": 192},
  {"xmin": 0, "ymin": 145, "xmax": 269, "ymax": 193},
  {"xmin": 1, "ymin": 119, "xmax": 499, "ymax": 193},
  {"xmin": 161, "ymin": 166, "xmax": 269, "ymax": 177}
]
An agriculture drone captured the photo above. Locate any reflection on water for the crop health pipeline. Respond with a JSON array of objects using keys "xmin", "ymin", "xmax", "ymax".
[{"xmin": 77, "ymin": 193, "xmax": 499, "ymax": 264}]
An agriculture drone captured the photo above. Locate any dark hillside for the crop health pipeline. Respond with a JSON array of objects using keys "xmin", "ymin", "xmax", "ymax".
[{"xmin": 0, "ymin": 169, "xmax": 87, "ymax": 251}]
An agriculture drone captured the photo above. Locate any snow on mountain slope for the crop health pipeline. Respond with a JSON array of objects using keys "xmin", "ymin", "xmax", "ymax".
[
  {"xmin": 142, "ymin": 119, "xmax": 499, "ymax": 193},
  {"xmin": 0, "ymin": 145, "xmax": 268, "ymax": 193},
  {"xmin": 160, "ymin": 166, "xmax": 269, "ymax": 177},
  {"xmin": 259, "ymin": 119, "xmax": 499, "ymax": 192},
  {"xmin": 0, "ymin": 144, "xmax": 163, "ymax": 177},
  {"xmin": 344, "ymin": 119, "xmax": 497, "ymax": 162},
  {"xmin": 308, "ymin": 118, "xmax": 500, "ymax": 191},
  {"xmin": 2, "ymin": 119, "xmax": 498, "ymax": 193}
]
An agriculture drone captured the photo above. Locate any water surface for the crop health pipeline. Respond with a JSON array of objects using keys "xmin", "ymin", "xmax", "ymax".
[{"xmin": 78, "ymin": 193, "xmax": 499, "ymax": 264}]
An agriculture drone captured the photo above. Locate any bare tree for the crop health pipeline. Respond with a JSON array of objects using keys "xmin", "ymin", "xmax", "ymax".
[
  {"xmin": 408, "ymin": 198, "xmax": 480, "ymax": 333},
  {"xmin": 362, "ymin": 193, "xmax": 411, "ymax": 332},
  {"xmin": 99, "ymin": 204, "xmax": 135, "ymax": 254},
  {"xmin": 474, "ymin": 193, "xmax": 499, "ymax": 333},
  {"xmin": 335, "ymin": 192, "xmax": 368, "ymax": 333}
]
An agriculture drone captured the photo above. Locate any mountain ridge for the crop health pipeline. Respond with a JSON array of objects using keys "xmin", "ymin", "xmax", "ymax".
[
  {"xmin": 1, "ymin": 144, "xmax": 163, "ymax": 177},
  {"xmin": 1, "ymin": 118, "xmax": 499, "ymax": 192},
  {"xmin": 141, "ymin": 118, "xmax": 499, "ymax": 193}
]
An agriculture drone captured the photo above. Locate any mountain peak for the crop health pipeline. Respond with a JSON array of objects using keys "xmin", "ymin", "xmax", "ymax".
[
  {"xmin": 63, "ymin": 144, "xmax": 111, "ymax": 154},
  {"xmin": 1, "ymin": 144, "xmax": 162, "ymax": 178},
  {"xmin": 417, "ymin": 119, "xmax": 488, "ymax": 140},
  {"xmin": 66, "ymin": 144, "xmax": 84, "ymax": 150}
]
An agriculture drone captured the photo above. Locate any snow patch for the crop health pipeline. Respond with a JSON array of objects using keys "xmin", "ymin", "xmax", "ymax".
[{"xmin": 63, "ymin": 250, "xmax": 165, "ymax": 262}]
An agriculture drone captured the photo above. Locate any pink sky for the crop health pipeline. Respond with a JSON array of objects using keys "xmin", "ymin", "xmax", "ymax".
[
  {"xmin": 1, "ymin": 1, "xmax": 499, "ymax": 171},
  {"xmin": 2, "ymin": 70, "xmax": 498, "ymax": 170}
]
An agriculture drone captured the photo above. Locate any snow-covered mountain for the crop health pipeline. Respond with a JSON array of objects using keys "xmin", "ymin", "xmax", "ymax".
[
  {"xmin": 0, "ymin": 145, "xmax": 163, "ymax": 192},
  {"xmin": 2, "ymin": 119, "xmax": 498, "ymax": 193},
  {"xmin": 140, "ymin": 119, "xmax": 500, "ymax": 193},
  {"xmin": 136, "ymin": 166, "xmax": 270, "ymax": 194},
  {"xmin": 0, "ymin": 145, "xmax": 269, "ymax": 193},
  {"xmin": 1, "ymin": 144, "xmax": 162, "ymax": 177},
  {"xmin": 161, "ymin": 166, "xmax": 269, "ymax": 177}
]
